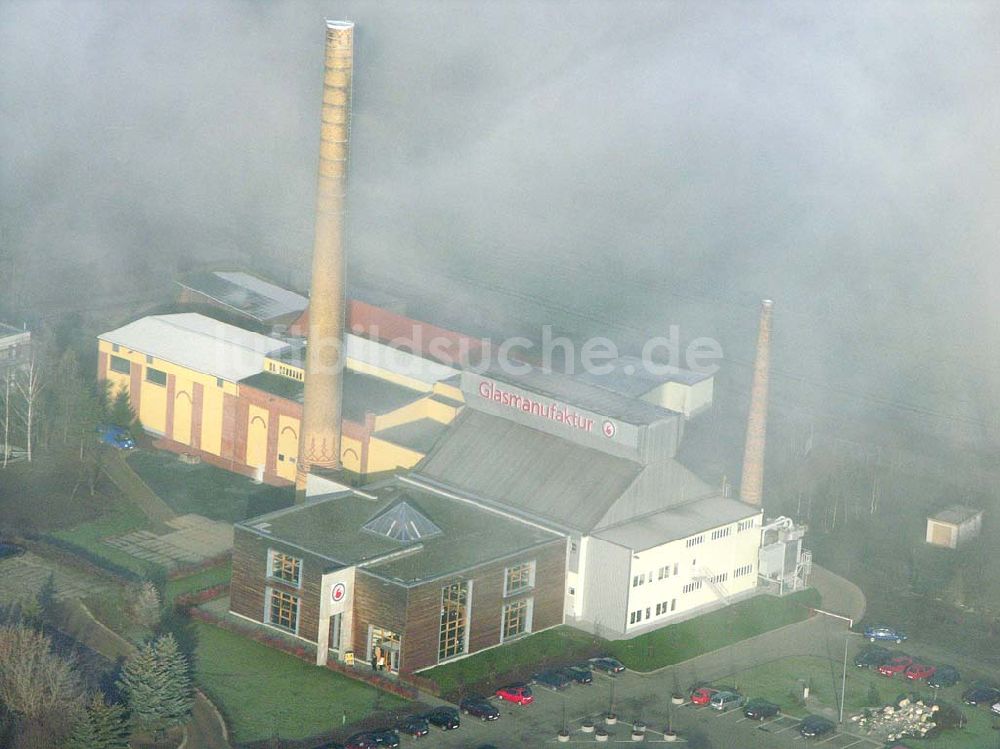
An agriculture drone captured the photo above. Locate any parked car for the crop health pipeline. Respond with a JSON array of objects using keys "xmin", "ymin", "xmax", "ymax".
[
  {"xmin": 799, "ymin": 715, "xmax": 835, "ymax": 738},
  {"xmin": 562, "ymin": 664, "xmax": 593, "ymax": 684},
  {"xmin": 344, "ymin": 733, "xmax": 380, "ymax": 749},
  {"xmin": 854, "ymin": 645, "xmax": 891, "ymax": 669},
  {"xmin": 422, "ymin": 706, "xmax": 461, "ymax": 730},
  {"xmin": 992, "ymin": 702, "xmax": 1000, "ymax": 716},
  {"xmin": 743, "ymin": 698, "xmax": 780, "ymax": 720},
  {"xmin": 864, "ymin": 626, "xmax": 907, "ymax": 643},
  {"xmin": 495, "ymin": 684, "xmax": 534, "ymax": 705},
  {"xmin": 367, "ymin": 730, "xmax": 399, "ymax": 748},
  {"xmin": 878, "ymin": 655, "xmax": 913, "ymax": 677},
  {"xmin": 98, "ymin": 424, "xmax": 136, "ymax": 450},
  {"xmin": 927, "ymin": 665, "xmax": 960, "ymax": 688},
  {"xmin": 962, "ymin": 685, "xmax": 1000, "ymax": 706},
  {"xmin": 532, "ymin": 669, "xmax": 572, "ymax": 691},
  {"xmin": 904, "ymin": 662, "xmax": 936, "ymax": 681},
  {"xmin": 690, "ymin": 687, "xmax": 718, "ymax": 706},
  {"xmin": 589, "ymin": 656, "xmax": 626, "ymax": 674},
  {"xmin": 0, "ymin": 542, "xmax": 25, "ymax": 560},
  {"xmin": 710, "ymin": 690, "xmax": 745, "ymax": 711},
  {"xmin": 459, "ymin": 695, "xmax": 500, "ymax": 721},
  {"xmin": 394, "ymin": 715, "xmax": 429, "ymax": 738}
]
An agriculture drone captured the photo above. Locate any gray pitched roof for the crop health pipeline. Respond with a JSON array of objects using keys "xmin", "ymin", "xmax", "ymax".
[
  {"xmin": 416, "ymin": 409, "xmax": 642, "ymax": 533},
  {"xmin": 592, "ymin": 496, "xmax": 761, "ymax": 551}
]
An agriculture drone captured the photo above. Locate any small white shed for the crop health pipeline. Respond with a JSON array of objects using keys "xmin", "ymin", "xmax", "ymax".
[{"xmin": 925, "ymin": 505, "xmax": 983, "ymax": 549}]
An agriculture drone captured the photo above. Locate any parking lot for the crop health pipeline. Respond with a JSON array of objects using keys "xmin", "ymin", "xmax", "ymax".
[{"xmin": 374, "ymin": 668, "xmax": 886, "ymax": 748}]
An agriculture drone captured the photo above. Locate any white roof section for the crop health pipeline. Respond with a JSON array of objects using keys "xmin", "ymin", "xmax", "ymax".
[
  {"xmin": 346, "ymin": 334, "xmax": 459, "ymax": 386},
  {"xmin": 100, "ymin": 313, "xmax": 286, "ymax": 383}
]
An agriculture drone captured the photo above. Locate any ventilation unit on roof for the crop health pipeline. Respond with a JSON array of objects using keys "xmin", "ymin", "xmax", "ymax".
[{"xmin": 362, "ymin": 501, "xmax": 442, "ymax": 543}]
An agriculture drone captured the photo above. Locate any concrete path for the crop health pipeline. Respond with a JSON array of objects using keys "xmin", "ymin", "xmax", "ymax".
[
  {"xmin": 103, "ymin": 451, "xmax": 177, "ymax": 526},
  {"xmin": 58, "ymin": 598, "xmax": 231, "ymax": 749}
]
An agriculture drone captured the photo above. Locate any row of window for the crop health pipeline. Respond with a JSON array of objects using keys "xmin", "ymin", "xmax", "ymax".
[
  {"xmin": 737, "ymin": 518, "xmax": 756, "ymax": 532},
  {"xmin": 709, "ymin": 572, "xmax": 728, "ymax": 584},
  {"xmin": 682, "ymin": 581, "xmax": 702, "ymax": 594},
  {"xmin": 710, "ymin": 527, "xmax": 732, "ymax": 541},
  {"xmin": 630, "ymin": 598, "xmax": 679, "ymax": 625},
  {"xmin": 268, "ymin": 361, "xmax": 304, "ymax": 381},
  {"xmin": 109, "ymin": 353, "xmax": 226, "ymax": 389},
  {"xmin": 685, "ymin": 535, "xmax": 704, "ymax": 548},
  {"xmin": 734, "ymin": 564, "xmax": 754, "ymax": 578}
]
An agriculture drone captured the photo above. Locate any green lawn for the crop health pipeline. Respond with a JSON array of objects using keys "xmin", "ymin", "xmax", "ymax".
[
  {"xmin": 191, "ymin": 621, "xmax": 408, "ymax": 743},
  {"xmin": 423, "ymin": 590, "xmax": 821, "ymax": 698},
  {"xmin": 605, "ymin": 588, "xmax": 821, "ymax": 670},
  {"xmin": 48, "ymin": 497, "xmax": 163, "ymax": 579},
  {"xmin": 127, "ymin": 451, "xmax": 293, "ymax": 523},
  {"xmin": 734, "ymin": 655, "xmax": 995, "ymax": 749},
  {"xmin": 164, "ymin": 562, "xmax": 231, "ymax": 603}
]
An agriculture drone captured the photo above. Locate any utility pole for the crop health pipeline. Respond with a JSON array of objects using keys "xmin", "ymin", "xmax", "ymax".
[{"xmin": 812, "ymin": 607, "xmax": 853, "ymax": 724}]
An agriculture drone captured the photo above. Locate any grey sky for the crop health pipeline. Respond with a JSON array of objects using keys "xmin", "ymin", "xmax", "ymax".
[{"xmin": 2, "ymin": 1, "xmax": 998, "ymax": 450}]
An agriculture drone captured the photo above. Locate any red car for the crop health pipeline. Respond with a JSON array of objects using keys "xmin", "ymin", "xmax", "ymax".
[
  {"xmin": 878, "ymin": 655, "xmax": 913, "ymax": 677},
  {"xmin": 690, "ymin": 687, "xmax": 718, "ymax": 706},
  {"xmin": 496, "ymin": 684, "xmax": 534, "ymax": 705},
  {"xmin": 905, "ymin": 663, "xmax": 936, "ymax": 681}
]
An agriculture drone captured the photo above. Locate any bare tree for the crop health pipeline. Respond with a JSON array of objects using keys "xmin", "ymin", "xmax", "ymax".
[
  {"xmin": 12, "ymin": 351, "xmax": 45, "ymax": 462},
  {"xmin": 0, "ymin": 625, "xmax": 85, "ymax": 742}
]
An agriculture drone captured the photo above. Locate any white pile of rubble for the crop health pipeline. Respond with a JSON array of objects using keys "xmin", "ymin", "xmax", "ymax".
[{"xmin": 851, "ymin": 698, "xmax": 938, "ymax": 741}]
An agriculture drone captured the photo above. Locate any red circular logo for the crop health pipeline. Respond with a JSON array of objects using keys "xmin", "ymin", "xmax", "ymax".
[
  {"xmin": 331, "ymin": 582, "xmax": 346, "ymax": 603},
  {"xmin": 602, "ymin": 420, "xmax": 616, "ymax": 438}
]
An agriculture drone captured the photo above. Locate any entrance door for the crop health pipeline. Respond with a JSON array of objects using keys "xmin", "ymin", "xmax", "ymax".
[
  {"xmin": 328, "ymin": 613, "xmax": 341, "ymax": 653},
  {"xmin": 368, "ymin": 626, "xmax": 401, "ymax": 675}
]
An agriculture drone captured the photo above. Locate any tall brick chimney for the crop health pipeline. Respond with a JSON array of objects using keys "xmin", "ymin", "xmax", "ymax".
[
  {"xmin": 296, "ymin": 20, "xmax": 354, "ymax": 492},
  {"xmin": 740, "ymin": 299, "xmax": 773, "ymax": 506}
]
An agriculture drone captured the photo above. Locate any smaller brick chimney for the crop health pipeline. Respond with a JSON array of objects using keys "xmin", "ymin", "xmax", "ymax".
[{"xmin": 740, "ymin": 299, "xmax": 773, "ymax": 506}]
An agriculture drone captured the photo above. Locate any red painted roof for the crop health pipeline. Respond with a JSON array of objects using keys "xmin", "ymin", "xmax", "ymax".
[{"xmin": 288, "ymin": 299, "xmax": 480, "ymax": 366}]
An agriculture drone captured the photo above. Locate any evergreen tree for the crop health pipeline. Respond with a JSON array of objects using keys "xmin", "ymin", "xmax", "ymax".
[
  {"xmin": 108, "ymin": 389, "xmax": 135, "ymax": 430},
  {"xmin": 154, "ymin": 633, "xmax": 193, "ymax": 729},
  {"xmin": 116, "ymin": 633, "xmax": 192, "ymax": 736},
  {"xmin": 66, "ymin": 693, "xmax": 129, "ymax": 749}
]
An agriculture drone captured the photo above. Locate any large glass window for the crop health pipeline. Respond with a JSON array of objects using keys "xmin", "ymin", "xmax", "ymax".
[
  {"xmin": 502, "ymin": 598, "xmax": 532, "ymax": 641},
  {"xmin": 267, "ymin": 549, "xmax": 302, "ymax": 587},
  {"xmin": 145, "ymin": 367, "xmax": 167, "ymax": 386},
  {"xmin": 503, "ymin": 561, "xmax": 534, "ymax": 597},
  {"xmin": 267, "ymin": 588, "xmax": 299, "ymax": 632},
  {"xmin": 439, "ymin": 581, "xmax": 469, "ymax": 661},
  {"xmin": 109, "ymin": 355, "xmax": 130, "ymax": 375}
]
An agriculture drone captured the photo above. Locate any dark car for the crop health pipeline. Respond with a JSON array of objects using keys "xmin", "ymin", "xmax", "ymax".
[
  {"xmin": 532, "ymin": 669, "xmax": 572, "ymax": 691},
  {"xmin": 0, "ymin": 542, "xmax": 24, "ymax": 560},
  {"xmin": 394, "ymin": 715, "xmax": 430, "ymax": 738},
  {"xmin": 743, "ymin": 698, "xmax": 780, "ymax": 720},
  {"xmin": 368, "ymin": 730, "xmax": 399, "ymax": 748},
  {"xmin": 422, "ymin": 706, "xmax": 461, "ymax": 730},
  {"xmin": 344, "ymin": 733, "xmax": 379, "ymax": 749},
  {"xmin": 962, "ymin": 685, "xmax": 1000, "ymax": 706},
  {"xmin": 459, "ymin": 695, "xmax": 500, "ymax": 721},
  {"xmin": 589, "ymin": 656, "xmax": 626, "ymax": 674},
  {"xmin": 799, "ymin": 715, "xmax": 835, "ymax": 738},
  {"xmin": 863, "ymin": 625, "xmax": 907, "ymax": 644},
  {"xmin": 562, "ymin": 664, "xmax": 593, "ymax": 684},
  {"xmin": 854, "ymin": 645, "xmax": 891, "ymax": 669},
  {"xmin": 927, "ymin": 665, "xmax": 960, "ymax": 688}
]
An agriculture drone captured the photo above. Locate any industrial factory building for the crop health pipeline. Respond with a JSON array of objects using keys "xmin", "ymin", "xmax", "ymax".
[
  {"xmin": 96, "ymin": 18, "xmax": 806, "ymax": 676},
  {"xmin": 97, "ymin": 312, "xmax": 463, "ymax": 483}
]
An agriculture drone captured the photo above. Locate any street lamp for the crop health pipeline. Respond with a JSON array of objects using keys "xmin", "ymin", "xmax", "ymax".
[{"xmin": 812, "ymin": 607, "xmax": 853, "ymax": 724}]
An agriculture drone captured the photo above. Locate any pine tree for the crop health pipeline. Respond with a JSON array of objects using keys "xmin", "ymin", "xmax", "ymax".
[
  {"xmin": 66, "ymin": 693, "xmax": 129, "ymax": 749},
  {"xmin": 154, "ymin": 633, "xmax": 194, "ymax": 729},
  {"xmin": 116, "ymin": 633, "xmax": 192, "ymax": 736},
  {"xmin": 109, "ymin": 389, "xmax": 135, "ymax": 430}
]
